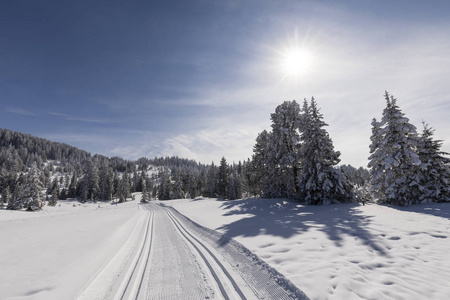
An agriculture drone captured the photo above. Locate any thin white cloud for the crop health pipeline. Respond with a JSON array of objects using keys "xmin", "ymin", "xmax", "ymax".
[
  {"xmin": 7, "ymin": 108, "xmax": 37, "ymax": 116},
  {"xmin": 109, "ymin": 127, "xmax": 258, "ymax": 165},
  {"xmin": 47, "ymin": 111, "xmax": 112, "ymax": 124}
]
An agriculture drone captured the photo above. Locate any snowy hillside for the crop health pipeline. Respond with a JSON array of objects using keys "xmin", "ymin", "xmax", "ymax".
[{"xmin": 166, "ymin": 198, "xmax": 450, "ymax": 300}]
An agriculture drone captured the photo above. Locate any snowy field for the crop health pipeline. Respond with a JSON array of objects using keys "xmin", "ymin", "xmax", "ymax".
[
  {"xmin": 1, "ymin": 197, "xmax": 449, "ymax": 300},
  {"xmin": 166, "ymin": 198, "xmax": 450, "ymax": 300},
  {"xmin": 0, "ymin": 197, "xmax": 306, "ymax": 300},
  {"xmin": 0, "ymin": 199, "xmax": 142, "ymax": 299}
]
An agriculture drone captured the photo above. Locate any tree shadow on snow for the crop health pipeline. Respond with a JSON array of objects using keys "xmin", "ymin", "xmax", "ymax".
[{"xmin": 217, "ymin": 198, "xmax": 389, "ymax": 256}]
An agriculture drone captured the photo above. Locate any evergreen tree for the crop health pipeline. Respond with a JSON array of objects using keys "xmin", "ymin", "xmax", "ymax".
[
  {"xmin": 226, "ymin": 169, "xmax": 243, "ymax": 200},
  {"xmin": 99, "ymin": 160, "xmax": 113, "ymax": 201},
  {"xmin": 121, "ymin": 170, "xmax": 130, "ymax": 200},
  {"xmin": 368, "ymin": 118, "xmax": 384, "ymax": 200},
  {"xmin": 297, "ymin": 98, "xmax": 354, "ymax": 205},
  {"xmin": 251, "ymin": 130, "xmax": 274, "ymax": 197},
  {"xmin": 48, "ymin": 188, "xmax": 58, "ymax": 206},
  {"xmin": 1, "ymin": 186, "xmax": 10, "ymax": 208},
  {"xmin": 158, "ymin": 169, "xmax": 172, "ymax": 200},
  {"xmin": 141, "ymin": 180, "xmax": 149, "ymax": 203},
  {"xmin": 171, "ymin": 173, "xmax": 184, "ymax": 199},
  {"xmin": 217, "ymin": 157, "xmax": 229, "ymax": 198},
  {"xmin": 59, "ymin": 188, "xmax": 68, "ymax": 200},
  {"xmin": 368, "ymin": 92, "xmax": 422, "ymax": 205},
  {"xmin": 117, "ymin": 178, "xmax": 125, "ymax": 203},
  {"xmin": 205, "ymin": 163, "xmax": 217, "ymax": 197},
  {"xmin": 68, "ymin": 173, "xmax": 77, "ymax": 198},
  {"xmin": 186, "ymin": 171, "xmax": 197, "ymax": 199},
  {"xmin": 270, "ymin": 100, "xmax": 302, "ymax": 198},
  {"xmin": 48, "ymin": 177, "xmax": 59, "ymax": 196},
  {"xmin": 9, "ymin": 183, "xmax": 22, "ymax": 209},
  {"xmin": 416, "ymin": 122, "xmax": 450, "ymax": 202},
  {"xmin": 9, "ymin": 162, "xmax": 45, "ymax": 210}
]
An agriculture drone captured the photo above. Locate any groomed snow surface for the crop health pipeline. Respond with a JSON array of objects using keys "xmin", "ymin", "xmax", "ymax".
[
  {"xmin": 0, "ymin": 198, "xmax": 305, "ymax": 300},
  {"xmin": 1, "ymin": 197, "xmax": 450, "ymax": 299},
  {"xmin": 166, "ymin": 198, "xmax": 450, "ymax": 300}
]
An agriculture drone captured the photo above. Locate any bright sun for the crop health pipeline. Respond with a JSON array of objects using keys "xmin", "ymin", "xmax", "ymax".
[{"xmin": 282, "ymin": 48, "xmax": 313, "ymax": 77}]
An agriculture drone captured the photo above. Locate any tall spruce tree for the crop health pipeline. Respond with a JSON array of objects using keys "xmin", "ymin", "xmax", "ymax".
[
  {"xmin": 1, "ymin": 186, "xmax": 10, "ymax": 208},
  {"xmin": 252, "ymin": 130, "xmax": 275, "ymax": 197},
  {"xmin": 205, "ymin": 162, "xmax": 217, "ymax": 197},
  {"xmin": 9, "ymin": 162, "xmax": 45, "ymax": 210},
  {"xmin": 141, "ymin": 180, "xmax": 149, "ymax": 203},
  {"xmin": 368, "ymin": 92, "xmax": 422, "ymax": 205},
  {"xmin": 158, "ymin": 169, "xmax": 172, "ymax": 200},
  {"xmin": 217, "ymin": 157, "xmax": 229, "ymax": 198},
  {"xmin": 416, "ymin": 122, "xmax": 450, "ymax": 202},
  {"xmin": 297, "ymin": 98, "xmax": 354, "ymax": 205},
  {"xmin": 269, "ymin": 100, "xmax": 302, "ymax": 198},
  {"xmin": 48, "ymin": 188, "xmax": 58, "ymax": 206}
]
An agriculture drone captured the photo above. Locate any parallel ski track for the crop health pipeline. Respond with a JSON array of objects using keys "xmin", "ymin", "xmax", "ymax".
[
  {"xmin": 164, "ymin": 205, "xmax": 309, "ymax": 300},
  {"xmin": 164, "ymin": 207, "xmax": 247, "ymax": 300},
  {"xmin": 117, "ymin": 206, "xmax": 154, "ymax": 300}
]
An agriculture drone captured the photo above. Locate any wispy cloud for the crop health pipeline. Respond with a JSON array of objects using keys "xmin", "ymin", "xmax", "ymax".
[
  {"xmin": 109, "ymin": 127, "xmax": 258, "ymax": 164},
  {"xmin": 47, "ymin": 111, "xmax": 112, "ymax": 124},
  {"xmin": 7, "ymin": 108, "xmax": 37, "ymax": 116}
]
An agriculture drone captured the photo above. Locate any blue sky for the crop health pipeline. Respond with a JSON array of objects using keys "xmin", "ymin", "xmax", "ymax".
[{"xmin": 1, "ymin": 0, "xmax": 450, "ymax": 167}]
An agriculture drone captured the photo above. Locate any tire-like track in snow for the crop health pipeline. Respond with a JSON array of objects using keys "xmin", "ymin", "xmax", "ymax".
[
  {"xmin": 165, "ymin": 208, "xmax": 248, "ymax": 299},
  {"xmin": 118, "ymin": 205, "xmax": 154, "ymax": 300},
  {"xmin": 77, "ymin": 205, "xmax": 155, "ymax": 300},
  {"xmin": 78, "ymin": 202, "xmax": 309, "ymax": 300}
]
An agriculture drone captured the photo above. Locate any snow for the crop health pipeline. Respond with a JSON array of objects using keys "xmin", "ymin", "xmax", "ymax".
[
  {"xmin": 165, "ymin": 197, "xmax": 450, "ymax": 300},
  {"xmin": 2, "ymin": 196, "xmax": 449, "ymax": 299},
  {"xmin": 0, "ymin": 199, "xmax": 141, "ymax": 300}
]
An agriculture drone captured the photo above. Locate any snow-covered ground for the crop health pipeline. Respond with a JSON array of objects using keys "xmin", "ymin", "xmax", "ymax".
[
  {"xmin": 2, "ymin": 197, "xmax": 449, "ymax": 300},
  {"xmin": 0, "ymin": 197, "xmax": 306, "ymax": 300},
  {"xmin": 166, "ymin": 198, "xmax": 450, "ymax": 300},
  {"xmin": 0, "ymin": 199, "xmax": 141, "ymax": 299}
]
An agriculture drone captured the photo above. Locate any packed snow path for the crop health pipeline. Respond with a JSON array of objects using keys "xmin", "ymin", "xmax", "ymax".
[{"xmin": 78, "ymin": 202, "xmax": 307, "ymax": 300}]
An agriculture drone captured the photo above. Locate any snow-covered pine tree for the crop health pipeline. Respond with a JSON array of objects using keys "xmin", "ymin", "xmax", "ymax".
[
  {"xmin": 368, "ymin": 92, "xmax": 422, "ymax": 205},
  {"xmin": 81, "ymin": 160, "xmax": 100, "ymax": 202},
  {"xmin": 297, "ymin": 98, "xmax": 354, "ymax": 205},
  {"xmin": 99, "ymin": 160, "xmax": 113, "ymax": 201},
  {"xmin": 8, "ymin": 183, "xmax": 21, "ymax": 209},
  {"xmin": 141, "ymin": 180, "xmax": 149, "ymax": 203},
  {"xmin": 367, "ymin": 118, "xmax": 385, "ymax": 200},
  {"xmin": 186, "ymin": 171, "xmax": 197, "ymax": 199},
  {"xmin": 48, "ymin": 187, "xmax": 58, "ymax": 206},
  {"xmin": 251, "ymin": 130, "xmax": 275, "ymax": 197},
  {"xmin": 157, "ymin": 169, "xmax": 172, "ymax": 200},
  {"xmin": 226, "ymin": 169, "xmax": 243, "ymax": 200},
  {"xmin": 416, "ymin": 122, "xmax": 450, "ymax": 202},
  {"xmin": 68, "ymin": 172, "xmax": 77, "ymax": 198},
  {"xmin": 47, "ymin": 177, "xmax": 58, "ymax": 196},
  {"xmin": 10, "ymin": 162, "xmax": 45, "ymax": 210},
  {"xmin": 268, "ymin": 100, "xmax": 302, "ymax": 198},
  {"xmin": 1, "ymin": 186, "xmax": 10, "ymax": 208},
  {"xmin": 171, "ymin": 173, "xmax": 185, "ymax": 199},
  {"xmin": 205, "ymin": 162, "xmax": 217, "ymax": 197},
  {"xmin": 217, "ymin": 157, "xmax": 229, "ymax": 198},
  {"xmin": 121, "ymin": 169, "xmax": 130, "ymax": 201}
]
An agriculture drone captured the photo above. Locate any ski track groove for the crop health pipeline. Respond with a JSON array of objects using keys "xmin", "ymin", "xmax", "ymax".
[
  {"xmin": 164, "ymin": 205, "xmax": 309, "ymax": 300},
  {"xmin": 145, "ymin": 203, "xmax": 213, "ymax": 299},
  {"xmin": 76, "ymin": 208, "xmax": 152, "ymax": 300},
  {"xmin": 78, "ymin": 202, "xmax": 308, "ymax": 300},
  {"xmin": 119, "ymin": 205, "xmax": 154, "ymax": 300},
  {"xmin": 165, "ymin": 208, "xmax": 243, "ymax": 300}
]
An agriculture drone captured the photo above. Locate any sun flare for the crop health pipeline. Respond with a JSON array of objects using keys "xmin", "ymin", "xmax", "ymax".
[{"xmin": 282, "ymin": 48, "xmax": 313, "ymax": 77}]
